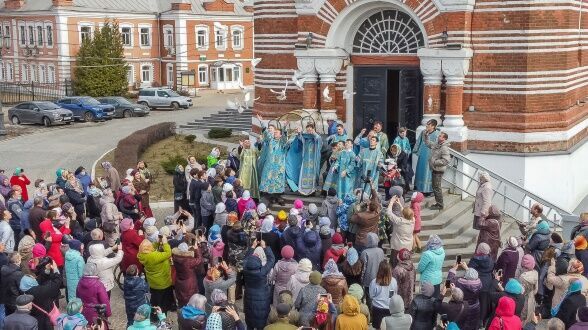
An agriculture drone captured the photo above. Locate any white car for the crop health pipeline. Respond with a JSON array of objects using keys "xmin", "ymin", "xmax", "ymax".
[{"xmin": 137, "ymin": 88, "xmax": 193, "ymax": 110}]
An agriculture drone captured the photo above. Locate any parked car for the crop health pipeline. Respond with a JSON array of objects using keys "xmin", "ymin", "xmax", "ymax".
[
  {"xmin": 137, "ymin": 88, "xmax": 192, "ymax": 110},
  {"xmin": 56, "ymin": 96, "xmax": 115, "ymax": 122},
  {"xmin": 8, "ymin": 101, "xmax": 74, "ymax": 127},
  {"xmin": 97, "ymin": 96, "xmax": 150, "ymax": 118}
]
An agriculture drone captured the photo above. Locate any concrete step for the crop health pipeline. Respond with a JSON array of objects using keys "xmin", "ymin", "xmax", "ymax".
[
  {"xmin": 179, "ymin": 125, "xmax": 251, "ymax": 132},
  {"xmin": 420, "ymin": 194, "xmax": 469, "ymax": 221},
  {"xmin": 419, "ymin": 201, "xmax": 474, "ymax": 236},
  {"xmin": 184, "ymin": 122, "xmax": 251, "ymax": 129},
  {"xmin": 201, "ymin": 113, "xmax": 253, "ymax": 120}
]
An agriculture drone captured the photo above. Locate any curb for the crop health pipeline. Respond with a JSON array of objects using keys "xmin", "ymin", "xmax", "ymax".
[{"xmin": 91, "ymin": 147, "xmax": 116, "ymax": 181}]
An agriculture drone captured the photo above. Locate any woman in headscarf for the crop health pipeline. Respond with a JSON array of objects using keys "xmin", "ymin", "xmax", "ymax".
[
  {"xmin": 137, "ymin": 236, "xmax": 175, "ymax": 316},
  {"xmin": 242, "ymin": 240, "xmax": 276, "ymax": 329},
  {"xmin": 435, "ymin": 286, "xmax": 466, "ymax": 329},
  {"xmin": 448, "ymin": 264, "xmax": 483, "ymax": 330},
  {"xmin": 518, "ymin": 254, "xmax": 538, "ymax": 326},
  {"xmin": 392, "ymin": 248, "xmax": 416, "ymax": 309},
  {"xmin": 476, "ymin": 205, "xmax": 502, "ymax": 261},
  {"xmin": 553, "ymin": 279, "xmax": 586, "ymax": 329},
  {"xmin": 417, "ymin": 235, "xmax": 445, "ymax": 296},
  {"xmin": 473, "ymin": 171, "xmax": 492, "ymax": 230},
  {"xmin": 172, "ymin": 241, "xmax": 203, "ymax": 307},
  {"xmin": 287, "ymin": 258, "xmax": 313, "ymax": 302},
  {"xmin": 260, "ymin": 215, "xmax": 280, "ymax": 260},
  {"xmin": 0, "ymin": 174, "xmax": 12, "ymax": 199},
  {"xmin": 270, "ymin": 245, "xmax": 298, "ymax": 306},
  {"xmin": 527, "ymin": 220, "xmax": 551, "ymax": 270},
  {"xmin": 76, "ymin": 263, "xmax": 111, "ymax": 325},
  {"xmin": 546, "ymin": 258, "xmax": 588, "ymax": 309},
  {"xmin": 100, "ymin": 162, "xmax": 121, "ymax": 193},
  {"xmin": 173, "ymin": 164, "xmax": 189, "ymax": 212},
  {"xmin": 63, "ymin": 173, "xmax": 86, "ymax": 223},
  {"xmin": 237, "ymin": 190, "xmax": 256, "ymax": 218},
  {"xmin": 178, "ymin": 293, "xmax": 207, "ymax": 330},
  {"xmin": 341, "ymin": 246, "xmax": 363, "ymax": 286},
  {"xmin": 132, "ymin": 169, "xmax": 152, "ymax": 217},
  {"xmin": 321, "ymin": 258, "xmax": 348, "ymax": 306},
  {"xmin": 495, "ymin": 236, "xmax": 523, "ymax": 285}
]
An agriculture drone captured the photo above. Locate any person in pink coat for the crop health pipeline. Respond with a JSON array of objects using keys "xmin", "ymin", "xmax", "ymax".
[
  {"xmin": 237, "ymin": 190, "xmax": 256, "ymax": 218},
  {"xmin": 410, "ymin": 192, "xmax": 424, "ymax": 251},
  {"xmin": 76, "ymin": 263, "xmax": 111, "ymax": 324}
]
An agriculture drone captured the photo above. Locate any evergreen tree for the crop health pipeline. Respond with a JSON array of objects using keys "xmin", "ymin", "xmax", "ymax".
[{"xmin": 74, "ymin": 21, "xmax": 128, "ymax": 96}]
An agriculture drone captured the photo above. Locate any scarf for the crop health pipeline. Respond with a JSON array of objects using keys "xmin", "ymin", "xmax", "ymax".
[
  {"xmin": 323, "ymin": 258, "xmax": 343, "ymax": 278},
  {"xmin": 181, "ymin": 305, "xmax": 206, "ymax": 319},
  {"xmin": 552, "ymin": 279, "xmax": 583, "ymax": 316}
]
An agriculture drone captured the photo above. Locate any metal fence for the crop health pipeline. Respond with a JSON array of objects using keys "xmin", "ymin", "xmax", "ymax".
[{"xmin": 0, "ymin": 81, "xmax": 74, "ymax": 105}]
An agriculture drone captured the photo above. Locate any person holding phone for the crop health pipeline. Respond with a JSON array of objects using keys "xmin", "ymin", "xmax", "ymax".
[
  {"xmin": 137, "ymin": 235, "xmax": 175, "ymax": 317},
  {"xmin": 87, "ymin": 237, "xmax": 124, "ymax": 295},
  {"xmin": 242, "ymin": 238, "xmax": 276, "ymax": 329},
  {"xmin": 295, "ymin": 271, "xmax": 328, "ymax": 326},
  {"xmin": 172, "ymin": 241, "xmax": 203, "ymax": 307},
  {"xmin": 369, "ymin": 261, "xmax": 398, "ymax": 329},
  {"xmin": 434, "ymin": 283, "xmax": 466, "ymax": 330},
  {"xmin": 386, "ymin": 196, "xmax": 415, "ymax": 267}
]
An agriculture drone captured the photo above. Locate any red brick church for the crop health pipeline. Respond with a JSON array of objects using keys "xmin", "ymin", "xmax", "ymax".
[{"xmin": 252, "ymin": 0, "xmax": 588, "ymax": 212}]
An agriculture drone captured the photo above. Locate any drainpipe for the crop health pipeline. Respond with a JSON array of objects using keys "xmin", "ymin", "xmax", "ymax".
[{"xmin": 157, "ymin": 12, "xmax": 163, "ymax": 85}]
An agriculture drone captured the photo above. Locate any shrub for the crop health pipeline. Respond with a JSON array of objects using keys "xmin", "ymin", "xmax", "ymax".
[
  {"xmin": 177, "ymin": 89, "xmax": 191, "ymax": 97},
  {"xmin": 113, "ymin": 122, "xmax": 175, "ymax": 172},
  {"xmin": 184, "ymin": 134, "xmax": 197, "ymax": 144},
  {"xmin": 208, "ymin": 128, "xmax": 232, "ymax": 139},
  {"xmin": 160, "ymin": 154, "xmax": 188, "ymax": 175}
]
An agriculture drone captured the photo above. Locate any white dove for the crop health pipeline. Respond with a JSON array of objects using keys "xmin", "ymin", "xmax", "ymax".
[
  {"xmin": 270, "ymin": 81, "xmax": 288, "ymax": 101},
  {"xmin": 292, "ymin": 71, "xmax": 305, "ymax": 91},
  {"xmin": 323, "ymin": 86, "xmax": 332, "ymax": 103},
  {"xmin": 342, "ymin": 90, "xmax": 357, "ymax": 100},
  {"xmin": 244, "ymin": 92, "xmax": 260, "ymax": 108},
  {"xmin": 227, "ymin": 98, "xmax": 238, "ymax": 110},
  {"xmin": 251, "ymin": 58, "xmax": 262, "ymax": 67}
]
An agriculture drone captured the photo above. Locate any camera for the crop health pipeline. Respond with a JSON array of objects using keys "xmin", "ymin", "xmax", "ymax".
[{"xmin": 94, "ymin": 304, "xmax": 107, "ymax": 317}]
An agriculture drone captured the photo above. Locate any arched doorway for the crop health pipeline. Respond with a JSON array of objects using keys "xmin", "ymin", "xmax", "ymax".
[{"xmin": 350, "ymin": 9, "xmax": 425, "ymax": 142}]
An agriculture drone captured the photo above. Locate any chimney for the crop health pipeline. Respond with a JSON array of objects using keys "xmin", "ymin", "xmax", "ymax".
[
  {"xmin": 52, "ymin": 0, "xmax": 74, "ymax": 6},
  {"xmin": 171, "ymin": 1, "xmax": 192, "ymax": 11},
  {"xmin": 5, "ymin": 0, "xmax": 25, "ymax": 10}
]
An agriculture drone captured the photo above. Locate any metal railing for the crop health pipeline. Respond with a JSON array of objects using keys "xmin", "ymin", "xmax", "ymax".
[{"xmin": 443, "ymin": 148, "xmax": 574, "ymax": 229}]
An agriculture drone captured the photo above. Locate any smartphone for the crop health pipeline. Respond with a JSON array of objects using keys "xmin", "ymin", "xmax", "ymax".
[
  {"xmin": 197, "ymin": 229, "xmax": 203, "ymax": 237},
  {"xmin": 305, "ymin": 220, "xmax": 311, "ymax": 227},
  {"xmin": 218, "ymin": 306, "xmax": 227, "ymax": 312},
  {"xmin": 456, "ymin": 255, "xmax": 462, "ymax": 264},
  {"xmin": 319, "ymin": 294, "xmax": 329, "ymax": 298},
  {"xmin": 44, "ymin": 231, "xmax": 51, "ymax": 239},
  {"xmin": 115, "ymin": 238, "xmax": 121, "ymax": 245},
  {"xmin": 158, "ymin": 234, "xmax": 163, "ymax": 240},
  {"xmin": 389, "ymin": 290, "xmax": 395, "ymax": 298},
  {"xmin": 497, "ymin": 269, "xmax": 503, "ymax": 277},
  {"xmin": 301, "ymin": 328, "xmax": 314, "ymax": 330},
  {"xmin": 441, "ymin": 314, "xmax": 449, "ymax": 326},
  {"xmin": 217, "ymin": 257, "xmax": 223, "ymax": 264},
  {"xmin": 179, "ymin": 220, "xmax": 184, "ymax": 227},
  {"xmin": 445, "ymin": 279, "xmax": 451, "ymax": 289}
]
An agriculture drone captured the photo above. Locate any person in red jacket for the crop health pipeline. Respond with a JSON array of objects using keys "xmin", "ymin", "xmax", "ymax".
[
  {"xmin": 10, "ymin": 168, "xmax": 31, "ymax": 202},
  {"xmin": 39, "ymin": 210, "xmax": 71, "ymax": 268},
  {"xmin": 120, "ymin": 218, "xmax": 145, "ymax": 273},
  {"xmin": 323, "ymin": 232, "xmax": 347, "ymax": 269},
  {"xmin": 489, "ymin": 296, "xmax": 522, "ymax": 330}
]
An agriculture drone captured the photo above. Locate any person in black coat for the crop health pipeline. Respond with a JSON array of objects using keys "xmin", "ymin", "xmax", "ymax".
[
  {"xmin": 435, "ymin": 285, "xmax": 467, "ymax": 329},
  {"xmin": 64, "ymin": 186, "xmax": 86, "ymax": 225},
  {"xmin": 295, "ymin": 228, "xmax": 322, "ymax": 271},
  {"xmin": 123, "ymin": 265, "xmax": 149, "ymax": 327},
  {"xmin": 0, "ymin": 252, "xmax": 24, "ymax": 315},
  {"xmin": 189, "ymin": 170, "xmax": 208, "ymax": 229},
  {"xmin": 173, "ymin": 165, "xmax": 188, "ymax": 212},
  {"xmin": 388, "ymin": 144, "xmax": 414, "ymax": 192},
  {"xmin": 242, "ymin": 241, "xmax": 275, "ymax": 330},
  {"xmin": 554, "ymin": 280, "xmax": 586, "ymax": 329},
  {"xmin": 21, "ymin": 264, "xmax": 62, "ymax": 330},
  {"xmin": 409, "ymin": 281, "xmax": 437, "ymax": 330},
  {"xmin": 258, "ymin": 217, "xmax": 280, "ymax": 263}
]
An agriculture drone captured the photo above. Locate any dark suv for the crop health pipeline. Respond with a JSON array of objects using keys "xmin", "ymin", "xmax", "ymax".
[
  {"xmin": 97, "ymin": 97, "xmax": 150, "ymax": 118},
  {"xmin": 56, "ymin": 96, "xmax": 115, "ymax": 122}
]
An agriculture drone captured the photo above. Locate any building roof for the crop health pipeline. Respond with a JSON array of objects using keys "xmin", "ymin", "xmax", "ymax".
[{"xmin": 0, "ymin": 0, "xmax": 252, "ymax": 16}]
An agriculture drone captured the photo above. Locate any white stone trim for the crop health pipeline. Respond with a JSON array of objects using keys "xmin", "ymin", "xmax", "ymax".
[
  {"xmin": 119, "ymin": 23, "xmax": 134, "ymax": 48},
  {"xmin": 468, "ymin": 117, "xmax": 588, "ymax": 143},
  {"xmin": 230, "ymin": 25, "xmax": 245, "ymax": 51}
]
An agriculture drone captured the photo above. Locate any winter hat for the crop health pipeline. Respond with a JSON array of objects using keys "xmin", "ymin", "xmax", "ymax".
[
  {"xmin": 577, "ymin": 306, "xmax": 588, "ymax": 322},
  {"xmin": 19, "ymin": 275, "xmax": 39, "ymax": 292},
  {"xmin": 178, "ymin": 242, "xmax": 189, "ymax": 253},
  {"xmin": 120, "ymin": 218, "xmax": 134, "ymax": 232},
  {"xmin": 346, "ymin": 247, "xmax": 359, "ymax": 266},
  {"xmin": 276, "ymin": 303, "xmax": 291, "ymax": 318},
  {"xmin": 348, "ymin": 284, "xmax": 364, "ymax": 303},
  {"xmin": 320, "ymin": 225, "xmax": 331, "ymax": 237},
  {"xmin": 211, "ymin": 289, "xmax": 228, "ymax": 305},
  {"xmin": 281, "ymin": 245, "xmax": 294, "ymax": 259},
  {"xmin": 327, "ymin": 188, "xmax": 337, "ymax": 197},
  {"xmin": 215, "ymin": 203, "xmax": 226, "ymax": 214},
  {"xmin": 277, "ymin": 210, "xmax": 287, "ymax": 221},
  {"xmin": 66, "ymin": 298, "xmax": 83, "ymax": 315},
  {"xmin": 32, "ymin": 243, "xmax": 46, "ymax": 258},
  {"xmin": 136, "ymin": 304, "xmax": 152, "ymax": 319},
  {"xmin": 121, "ymin": 185, "xmax": 132, "ymax": 194},
  {"xmin": 451, "ymin": 287, "xmax": 464, "ymax": 302},
  {"xmin": 507, "ymin": 236, "xmax": 519, "ymax": 248},
  {"xmin": 536, "ymin": 220, "xmax": 550, "ymax": 234},
  {"xmin": 576, "ymin": 235, "xmax": 588, "ymax": 250},
  {"xmin": 318, "ymin": 217, "xmax": 331, "ymax": 228},
  {"xmin": 159, "ymin": 226, "xmax": 171, "ymax": 237},
  {"xmin": 242, "ymin": 190, "xmax": 251, "ymax": 199},
  {"xmin": 222, "ymin": 183, "xmax": 233, "ymax": 193},
  {"xmin": 68, "ymin": 239, "xmax": 82, "ymax": 252},
  {"xmin": 298, "ymin": 258, "xmax": 312, "ymax": 272},
  {"xmin": 309, "ymin": 271, "xmax": 322, "ymax": 285},
  {"xmin": 332, "ymin": 232, "xmax": 343, "ymax": 245},
  {"xmin": 464, "ymin": 268, "xmax": 479, "ymax": 280},
  {"xmin": 287, "ymin": 214, "xmax": 298, "ymax": 227},
  {"xmin": 308, "ymin": 203, "xmax": 318, "ymax": 215},
  {"xmin": 145, "ymin": 226, "xmax": 159, "ymax": 242},
  {"xmin": 293, "ymin": 199, "xmax": 303, "ymax": 209},
  {"xmin": 257, "ymin": 203, "xmax": 267, "ymax": 215},
  {"xmin": 476, "ymin": 242, "xmax": 491, "ymax": 255},
  {"xmin": 504, "ymin": 278, "xmax": 524, "ymax": 295},
  {"xmin": 16, "ymin": 294, "xmax": 34, "ymax": 307},
  {"xmin": 143, "ymin": 217, "xmax": 156, "ymax": 229},
  {"xmin": 397, "ymin": 248, "xmax": 412, "ymax": 261},
  {"xmin": 569, "ymin": 259, "xmax": 585, "ymax": 274},
  {"xmin": 421, "ymin": 281, "xmax": 435, "ymax": 297},
  {"xmin": 521, "ymin": 254, "xmax": 535, "ymax": 270},
  {"xmin": 253, "ymin": 246, "xmax": 267, "ymax": 266}
]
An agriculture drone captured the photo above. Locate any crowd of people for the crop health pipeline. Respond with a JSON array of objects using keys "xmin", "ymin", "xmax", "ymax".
[{"xmin": 0, "ymin": 118, "xmax": 586, "ymax": 330}]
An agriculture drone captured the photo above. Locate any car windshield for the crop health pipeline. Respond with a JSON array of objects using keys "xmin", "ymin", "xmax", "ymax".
[
  {"xmin": 166, "ymin": 90, "xmax": 180, "ymax": 97},
  {"xmin": 36, "ymin": 102, "xmax": 60, "ymax": 110},
  {"xmin": 81, "ymin": 97, "xmax": 101, "ymax": 105},
  {"xmin": 114, "ymin": 97, "xmax": 132, "ymax": 105}
]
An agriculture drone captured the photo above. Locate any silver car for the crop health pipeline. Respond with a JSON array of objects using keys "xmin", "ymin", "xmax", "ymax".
[
  {"xmin": 8, "ymin": 101, "xmax": 74, "ymax": 127},
  {"xmin": 137, "ymin": 88, "xmax": 193, "ymax": 110}
]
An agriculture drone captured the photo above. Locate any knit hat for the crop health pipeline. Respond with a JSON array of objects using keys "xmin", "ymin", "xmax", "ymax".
[
  {"xmin": 68, "ymin": 239, "xmax": 82, "ymax": 252},
  {"xmin": 504, "ymin": 278, "xmax": 524, "ymax": 295},
  {"xmin": 318, "ymin": 217, "xmax": 330, "ymax": 227},
  {"xmin": 120, "ymin": 218, "xmax": 134, "ymax": 232},
  {"xmin": 287, "ymin": 214, "xmax": 298, "ymax": 227},
  {"xmin": 397, "ymin": 248, "xmax": 412, "ymax": 261},
  {"xmin": 507, "ymin": 236, "xmax": 519, "ymax": 248},
  {"xmin": 577, "ymin": 306, "xmax": 588, "ymax": 322},
  {"xmin": 215, "ymin": 203, "xmax": 226, "ymax": 214},
  {"xmin": 576, "ymin": 235, "xmax": 588, "ymax": 250},
  {"xmin": 277, "ymin": 210, "xmax": 287, "ymax": 221},
  {"xmin": 568, "ymin": 259, "xmax": 585, "ymax": 274},
  {"xmin": 320, "ymin": 225, "xmax": 331, "ymax": 237},
  {"xmin": 293, "ymin": 199, "xmax": 303, "ymax": 209},
  {"xmin": 143, "ymin": 217, "xmax": 156, "ymax": 229},
  {"xmin": 66, "ymin": 298, "xmax": 83, "ymax": 315},
  {"xmin": 346, "ymin": 247, "xmax": 359, "ymax": 266},
  {"xmin": 178, "ymin": 242, "xmax": 189, "ymax": 253},
  {"xmin": 32, "ymin": 243, "xmax": 46, "ymax": 258},
  {"xmin": 521, "ymin": 254, "xmax": 535, "ymax": 270},
  {"xmin": 16, "ymin": 294, "xmax": 34, "ymax": 307},
  {"xmin": 309, "ymin": 271, "xmax": 322, "ymax": 285},
  {"xmin": 136, "ymin": 304, "xmax": 151, "ymax": 319},
  {"xmin": 281, "ymin": 245, "xmax": 294, "ymax": 259},
  {"xmin": 348, "ymin": 284, "xmax": 364, "ymax": 302},
  {"xmin": 332, "ymin": 232, "xmax": 343, "ymax": 244},
  {"xmin": 308, "ymin": 203, "xmax": 318, "ymax": 215},
  {"xmin": 19, "ymin": 275, "xmax": 39, "ymax": 292},
  {"xmin": 451, "ymin": 287, "xmax": 464, "ymax": 302},
  {"xmin": 222, "ymin": 183, "xmax": 233, "ymax": 192},
  {"xmin": 476, "ymin": 242, "xmax": 491, "ymax": 255},
  {"xmin": 145, "ymin": 226, "xmax": 158, "ymax": 242},
  {"xmin": 298, "ymin": 258, "xmax": 312, "ymax": 272},
  {"xmin": 257, "ymin": 203, "xmax": 267, "ymax": 215},
  {"xmin": 464, "ymin": 268, "xmax": 479, "ymax": 280},
  {"xmin": 421, "ymin": 282, "xmax": 434, "ymax": 297},
  {"xmin": 276, "ymin": 303, "xmax": 291, "ymax": 317},
  {"xmin": 242, "ymin": 190, "xmax": 251, "ymax": 199}
]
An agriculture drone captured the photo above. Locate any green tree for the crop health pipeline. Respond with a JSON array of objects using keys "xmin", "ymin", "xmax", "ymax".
[{"xmin": 73, "ymin": 21, "xmax": 128, "ymax": 96}]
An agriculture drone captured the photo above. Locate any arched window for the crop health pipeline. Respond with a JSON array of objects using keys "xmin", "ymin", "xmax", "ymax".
[{"xmin": 353, "ymin": 10, "xmax": 424, "ymax": 54}]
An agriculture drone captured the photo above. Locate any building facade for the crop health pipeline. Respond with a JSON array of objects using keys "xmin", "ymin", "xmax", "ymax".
[
  {"xmin": 253, "ymin": 0, "xmax": 588, "ymax": 211},
  {"xmin": 0, "ymin": 0, "xmax": 254, "ymax": 91}
]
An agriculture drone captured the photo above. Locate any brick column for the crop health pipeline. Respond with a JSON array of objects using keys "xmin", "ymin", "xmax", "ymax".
[{"xmin": 441, "ymin": 50, "xmax": 473, "ymax": 143}]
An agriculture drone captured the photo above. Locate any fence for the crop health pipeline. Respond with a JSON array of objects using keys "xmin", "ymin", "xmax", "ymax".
[{"xmin": 0, "ymin": 81, "xmax": 74, "ymax": 105}]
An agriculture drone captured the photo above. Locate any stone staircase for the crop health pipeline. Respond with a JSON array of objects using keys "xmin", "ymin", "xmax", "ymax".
[
  {"xmin": 264, "ymin": 190, "xmax": 520, "ymax": 272},
  {"xmin": 179, "ymin": 107, "xmax": 252, "ymax": 132}
]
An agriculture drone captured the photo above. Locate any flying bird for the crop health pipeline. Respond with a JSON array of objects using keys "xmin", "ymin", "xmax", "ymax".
[
  {"xmin": 342, "ymin": 90, "xmax": 356, "ymax": 100},
  {"xmin": 292, "ymin": 71, "xmax": 305, "ymax": 90},
  {"xmin": 243, "ymin": 91, "xmax": 260, "ymax": 107},
  {"xmin": 251, "ymin": 58, "xmax": 262, "ymax": 67},
  {"xmin": 323, "ymin": 86, "xmax": 332, "ymax": 103},
  {"xmin": 270, "ymin": 81, "xmax": 289, "ymax": 101},
  {"xmin": 227, "ymin": 98, "xmax": 246, "ymax": 113}
]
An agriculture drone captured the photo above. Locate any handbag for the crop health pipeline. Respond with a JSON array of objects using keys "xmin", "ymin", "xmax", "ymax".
[{"xmin": 32, "ymin": 302, "xmax": 60, "ymax": 325}]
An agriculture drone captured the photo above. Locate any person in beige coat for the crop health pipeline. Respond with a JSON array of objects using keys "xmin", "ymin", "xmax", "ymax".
[
  {"xmin": 386, "ymin": 197, "xmax": 415, "ymax": 267},
  {"xmin": 425, "ymin": 132, "xmax": 451, "ymax": 210},
  {"xmin": 546, "ymin": 258, "xmax": 588, "ymax": 309},
  {"xmin": 518, "ymin": 254, "xmax": 538, "ymax": 325},
  {"xmin": 473, "ymin": 171, "xmax": 493, "ymax": 230}
]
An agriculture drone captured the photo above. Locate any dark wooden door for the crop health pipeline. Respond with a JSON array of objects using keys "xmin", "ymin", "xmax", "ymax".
[
  {"xmin": 398, "ymin": 68, "xmax": 423, "ymax": 145},
  {"xmin": 353, "ymin": 67, "xmax": 387, "ymax": 136}
]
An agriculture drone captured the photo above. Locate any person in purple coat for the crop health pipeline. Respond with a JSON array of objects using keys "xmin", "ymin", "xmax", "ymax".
[
  {"xmin": 495, "ymin": 237, "xmax": 523, "ymax": 284},
  {"xmin": 76, "ymin": 263, "xmax": 111, "ymax": 324}
]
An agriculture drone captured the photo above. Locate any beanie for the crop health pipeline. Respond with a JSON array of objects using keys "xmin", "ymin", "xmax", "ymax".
[
  {"xmin": 293, "ymin": 199, "xmax": 303, "ymax": 209},
  {"xmin": 68, "ymin": 239, "xmax": 82, "ymax": 252},
  {"xmin": 120, "ymin": 218, "xmax": 134, "ymax": 232},
  {"xmin": 287, "ymin": 214, "xmax": 298, "ymax": 227},
  {"xmin": 281, "ymin": 245, "xmax": 294, "ymax": 259},
  {"xmin": 136, "ymin": 304, "xmax": 151, "ymax": 319},
  {"xmin": 309, "ymin": 271, "xmax": 322, "ymax": 285},
  {"xmin": 348, "ymin": 284, "xmax": 364, "ymax": 301},
  {"xmin": 298, "ymin": 258, "xmax": 312, "ymax": 272},
  {"xmin": 32, "ymin": 243, "xmax": 46, "ymax": 258},
  {"xmin": 332, "ymin": 232, "xmax": 343, "ymax": 245},
  {"xmin": 504, "ymin": 278, "xmax": 524, "ymax": 295},
  {"xmin": 277, "ymin": 210, "xmax": 287, "ymax": 221},
  {"xmin": 521, "ymin": 254, "xmax": 535, "ymax": 270},
  {"xmin": 320, "ymin": 225, "xmax": 331, "ymax": 237},
  {"xmin": 476, "ymin": 242, "xmax": 491, "ymax": 255},
  {"xmin": 308, "ymin": 203, "xmax": 318, "ymax": 215}
]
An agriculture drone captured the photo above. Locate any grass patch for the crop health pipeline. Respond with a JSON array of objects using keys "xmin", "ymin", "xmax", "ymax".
[{"xmin": 211, "ymin": 134, "xmax": 247, "ymax": 144}]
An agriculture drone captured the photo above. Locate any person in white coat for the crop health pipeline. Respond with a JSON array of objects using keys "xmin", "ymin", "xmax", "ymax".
[{"xmin": 87, "ymin": 243, "xmax": 123, "ymax": 294}]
